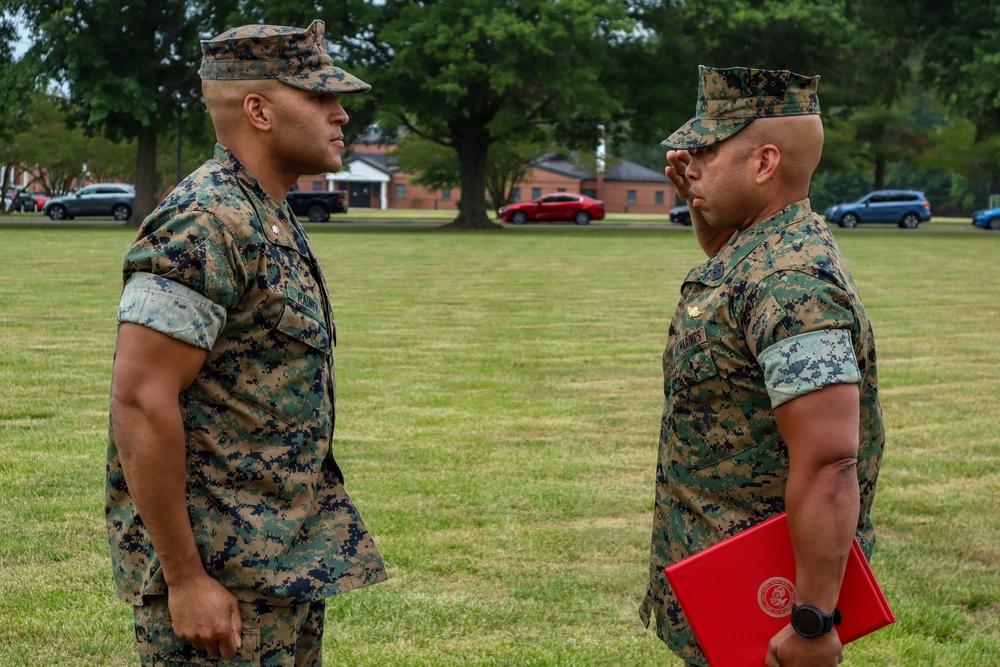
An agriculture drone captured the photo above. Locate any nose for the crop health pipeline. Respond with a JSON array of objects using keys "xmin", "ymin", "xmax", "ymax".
[
  {"xmin": 686, "ymin": 155, "xmax": 702, "ymax": 181},
  {"xmin": 329, "ymin": 97, "xmax": 349, "ymax": 126}
]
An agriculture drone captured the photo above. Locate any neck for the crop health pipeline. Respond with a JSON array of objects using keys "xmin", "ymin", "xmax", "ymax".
[{"xmin": 222, "ymin": 140, "xmax": 295, "ymax": 202}]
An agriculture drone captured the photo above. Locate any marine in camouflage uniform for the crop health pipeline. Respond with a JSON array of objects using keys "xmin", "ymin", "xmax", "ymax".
[
  {"xmin": 639, "ymin": 67, "xmax": 885, "ymax": 666},
  {"xmin": 106, "ymin": 20, "xmax": 385, "ymax": 666}
]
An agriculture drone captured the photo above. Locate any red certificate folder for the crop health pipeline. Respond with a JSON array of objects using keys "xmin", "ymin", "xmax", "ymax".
[{"xmin": 664, "ymin": 512, "xmax": 894, "ymax": 667}]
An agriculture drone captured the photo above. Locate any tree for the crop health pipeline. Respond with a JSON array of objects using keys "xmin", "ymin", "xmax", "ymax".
[
  {"xmin": 620, "ymin": 0, "xmax": 921, "ymax": 165},
  {"xmin": 291, "ymin": 0, "xmax": 633, "ymax": 228},
  {"xmin": 13, "ymin": 0, "xmax": 236, "ymax": 225},
  {"xmin": 13, "ymin": 91, "xmax": 122, "ymax": 196},
  {"xmin": 917, "ymin": 0, "xmax": 1000, "ymax": 137},
  {"xmin": 0, "ymin": 14, "xmax": 38, "ymax": 211}
]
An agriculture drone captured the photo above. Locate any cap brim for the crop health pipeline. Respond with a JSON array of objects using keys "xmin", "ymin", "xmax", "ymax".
[
  {"xmin": 661, "ymin": 117, "xmax": 754, "ymax": 149},
  {"xmin": 279, "ymin": 66, "xmax": 371, "ymax": 94}
]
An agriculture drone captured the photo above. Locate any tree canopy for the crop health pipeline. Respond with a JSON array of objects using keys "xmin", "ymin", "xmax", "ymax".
[
  {"xmin": 5, "ymin": 0, "xmax": 1000, "ymax": 222},
  {"xmin": 292, "ymin": 0, "xmax": 635, "ymax": 227},
  {"xmin": 11, "ymin": 0, "xmax": 230, "ymax": 224}
]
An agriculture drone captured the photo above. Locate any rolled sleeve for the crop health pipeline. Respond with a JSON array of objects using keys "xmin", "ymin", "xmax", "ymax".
[
  {"xmin": 758, "ymin": 329, "xmax": 861, "ymax": 408},
  {"xmin": 118, "ymin": 272, "xmax": 226, "ymax": 351}
]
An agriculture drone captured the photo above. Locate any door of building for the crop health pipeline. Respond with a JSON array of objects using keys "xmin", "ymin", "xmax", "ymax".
[{"xmin": 349, "ymin": 182, "xmax": 371, "ymax": 208}]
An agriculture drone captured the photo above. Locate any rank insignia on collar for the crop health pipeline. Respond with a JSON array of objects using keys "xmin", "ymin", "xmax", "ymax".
[
  {"xmin": 271, "ymin": 225, "xmax": 279, "ymax": 234},
  {"xmin": 687, "ymin": 306, "xmax": 703, "ymax": 318}
]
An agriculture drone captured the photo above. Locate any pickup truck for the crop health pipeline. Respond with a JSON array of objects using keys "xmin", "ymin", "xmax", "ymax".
[{"xmin": 286, "ymin": 190, "xmax": 348, "ymax": 222}]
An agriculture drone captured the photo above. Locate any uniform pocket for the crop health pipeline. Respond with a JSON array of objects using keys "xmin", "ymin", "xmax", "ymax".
[
  {"xmin": 137, "ymin": 614, "xmax": 260, "ymax": 666},
  {"xmin": 666, "ymin": 344, "xmax": 756, "ymax": 473},
  {"xmin": 231, "ymin": 300, "xmax": 330, "ymax": 425}
]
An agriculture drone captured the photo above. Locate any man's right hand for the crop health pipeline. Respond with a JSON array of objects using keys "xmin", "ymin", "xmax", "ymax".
[
  {"xmin": 665, "ymin": 149, "xmax": 695, "ymax": 200},
  {"xmin": 168, "ymin": 574, "xmax": 243, "ymax": 660}
]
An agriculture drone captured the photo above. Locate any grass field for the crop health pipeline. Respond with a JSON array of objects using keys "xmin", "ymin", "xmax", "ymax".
[{"xmin": 0, "ymin": 223, "xmax": 997, "ymax": 666}]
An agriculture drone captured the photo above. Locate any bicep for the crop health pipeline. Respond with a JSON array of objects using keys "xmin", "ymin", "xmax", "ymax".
[
  {"xmin": 112, "ymin": 323, "xmax": 208, "ymax": 408},
  {"xmin": 775, "ymin": 383, "xmax": 860, "ymax": 471}
]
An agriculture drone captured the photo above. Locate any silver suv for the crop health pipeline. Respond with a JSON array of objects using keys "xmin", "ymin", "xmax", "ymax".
[{"xmin": 43, "ymin": 183, "xmax": 135, "ymax": 221}]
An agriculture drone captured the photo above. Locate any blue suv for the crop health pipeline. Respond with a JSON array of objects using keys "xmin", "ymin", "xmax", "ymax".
[
  {"xmin": 824, "ymin": 190, "xmax": 931, "ymax": 229},
  {"xmin": 971, "ymin": 207, "xmax": 1000, "ymax": 231}
]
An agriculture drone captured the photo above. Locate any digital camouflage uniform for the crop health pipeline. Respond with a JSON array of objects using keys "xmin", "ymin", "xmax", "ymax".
[
  {"xmin": 106, "ymin": 20, "xmax": 385, "ymax": 666},
  {"xmin": 640, "ymin": 67, "xmax": 885, "ymax": 666}
]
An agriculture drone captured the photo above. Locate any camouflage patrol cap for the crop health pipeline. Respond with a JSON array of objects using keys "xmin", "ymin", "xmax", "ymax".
[
  {"xmin": 661, "ymin": 65, "xmax": 820, "ymax": 150},
  {"xmin": 200, "ymin": 20, "xmax": 370, "ymax": 94}
]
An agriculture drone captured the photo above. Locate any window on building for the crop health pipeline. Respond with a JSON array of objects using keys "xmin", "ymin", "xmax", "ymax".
[
  {"xmin": 532, "ymin": 187, "xmax": 542, "ymax": 200},
  {"xmin": 512, "ymin": 187, "xmax": 521, "ymax": 202},
  {"xmin": 312, "ymin": 181, "xmax": 324, "ymax": 192},
  {"xmin": 441, "ymin": 189, "xmax": 452, "ymax": 200},
  {"xmin": 581, "ymin": 188, "xmax": 597, "ymax": 198},
  {"xmin": 655, "ymin": 191, "xmax": 664, "ymax": 206},
  {"xmin": 557, "ymin": 187, "xmax": 566, "ymax": 192},
  {"xmin": 627, "ymin": 190, "xmax": 637, "ymax": 205},
  {"xmin": 396, "ymin": 183, "xmax": 406, "ymax": 199}
]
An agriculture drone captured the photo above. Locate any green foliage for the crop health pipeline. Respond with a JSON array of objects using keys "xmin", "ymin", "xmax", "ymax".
[
  {"xmin": 10, "ymin": 92, "xmax": 134, "ymax": 195},
  {"xmin": 918, "ymin": 0, "xmax": 1000, "ymax": 136},
  {"xmin": 393, "ymin": 135, "xmax": 461, "ymax": 192},
  {"xmin": 273, "ymin": 0, "xmax": 634, "ymax": 225}
]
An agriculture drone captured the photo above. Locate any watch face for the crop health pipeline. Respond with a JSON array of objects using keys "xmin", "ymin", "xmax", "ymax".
[{"xmin": 792, "ymin": 606, "xmax": 824, "ymax": 637}]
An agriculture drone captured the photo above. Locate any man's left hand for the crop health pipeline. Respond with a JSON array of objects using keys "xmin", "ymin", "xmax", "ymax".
[{"xmin": 765, "ymin": 624, "xmax": 843, "ymax": 667}]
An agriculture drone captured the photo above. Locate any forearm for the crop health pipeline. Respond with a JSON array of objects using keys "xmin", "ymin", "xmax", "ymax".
[
  {"xmin": 690, "ymin": 208, "xmax": 736, "ymax": 257},
  {"xmin": 111, "ymin": 396, "xmax": 206, "ymax": 586},
  {"xmin": 785, "ymin": 453, "xmax": 860, "ymax": 611}
]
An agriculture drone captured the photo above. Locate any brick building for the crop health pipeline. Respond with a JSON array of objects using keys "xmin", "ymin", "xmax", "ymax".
[{"xmin": 293, "ymin": 143, "xmax": 675, "ymax": 215}]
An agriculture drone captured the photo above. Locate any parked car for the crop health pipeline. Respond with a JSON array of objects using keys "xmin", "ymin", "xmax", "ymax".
[
  {"xmin": 6, "ymin": 186, "xmax": 42, "ymax": 212},
  {"xmin": 498, "ymin": 193, "xmax": 605, "ymax": 225},
  {"xmin": 824, "ymin": 190, "xmax": 931, "ymax": 228},
  {"xmin": 670, "ymin": 204, "xmax": 692, "ymax": 226},
  {"xmin": 43, "ymin": 183, "xmax": 135, "ymax": 221},
  {"xmin": 971, "ymin": 207, "xmax": 1000, "ymax": 231},
  {"xmin": 286, "ymin": 190, "xmax": 348, "ymax": 222}
]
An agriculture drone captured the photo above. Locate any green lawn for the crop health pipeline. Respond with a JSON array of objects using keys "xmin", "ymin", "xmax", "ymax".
[{"xmin": 0, "ymin": 224, "xmax": 997, "ymax": 666}]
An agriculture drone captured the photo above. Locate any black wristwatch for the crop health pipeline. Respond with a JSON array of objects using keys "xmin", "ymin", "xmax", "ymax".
[{"xmin": 790, "ymin": 603, "xmax": 843, "ymax": 639}]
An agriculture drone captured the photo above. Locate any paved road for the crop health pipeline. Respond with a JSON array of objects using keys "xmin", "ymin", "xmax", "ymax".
[{"xmin": 0, "ymin": 214, "xmax": 992, "ymax": 233}]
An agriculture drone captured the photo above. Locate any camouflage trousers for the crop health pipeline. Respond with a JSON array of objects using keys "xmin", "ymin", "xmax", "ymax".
[{"xmin": 134, "ymin": 595, "xmax": 326, "ymax": 666}]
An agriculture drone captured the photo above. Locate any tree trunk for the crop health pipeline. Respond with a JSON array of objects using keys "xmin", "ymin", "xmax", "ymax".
[
  {"xmin": 873, "ymin": 151, "xmax": 886, "ymax": 191},
  {"xmin": 129, "ymin": 125, "xmax": 159, "ymax": 227},
  {"xmin": 444, "ymin": 135, "xmax": 502, "ymax": 229}
]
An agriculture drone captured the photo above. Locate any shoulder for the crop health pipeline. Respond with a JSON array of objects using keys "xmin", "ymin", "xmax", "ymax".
[{"xmin": 143, "ymin": 159, "xmax": 263, "ymax": 247}]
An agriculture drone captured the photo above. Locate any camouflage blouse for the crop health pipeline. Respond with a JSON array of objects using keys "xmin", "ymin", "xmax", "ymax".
[
  {"xmin": 106, "ymin": 144, "xmax": 386, "ymax": 605},
  {"xmin": 640, "ymin": 200, "xmax": 885, "ymax": 664}
]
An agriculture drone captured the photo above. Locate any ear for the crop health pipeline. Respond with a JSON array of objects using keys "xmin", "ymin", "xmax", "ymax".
[
  {"xmin": 752, "ymin": 144, "xmax": 781, "ymax": 184},
  {"xmin": 243, "ymin": 93, "xmax": 273, "ymax": 132}
]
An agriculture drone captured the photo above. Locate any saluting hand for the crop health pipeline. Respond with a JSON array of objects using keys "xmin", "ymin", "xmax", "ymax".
[{"xmin": 665, "ymin": 150, "xmax": 695, "ymax": 200}]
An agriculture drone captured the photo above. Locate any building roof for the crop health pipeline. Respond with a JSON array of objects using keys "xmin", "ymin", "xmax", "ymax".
[
  {"xmin": 534, "ymin": 151, "xmax": 667, "ymax": 183},
  {"xmin": 344, "ymin": 147, "xmax": 668, "ymax": 184},
  {"xmin": 345, "ymin": 152, "xmax": 401, "ymax": 174}
]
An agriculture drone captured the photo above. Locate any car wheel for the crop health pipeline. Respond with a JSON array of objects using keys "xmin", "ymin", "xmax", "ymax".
[
  {"xmin": 989, "ymin": 217, "xmax": 1000, "ymax": 231},
  {"xmin": 307, "ymin": 204, "xmax": 329, "ymax": 222},
  {"xmin": 681, "ymin": 213, "xmax": 693, "ymax": 226},
  {"xmin": 511, "ymin": 211, "xmax": 528, "ymax": 225},
  {"xmin": 48, "ymin": 204, "xmax": 67, "ymax": 220},
  {"xmin": 839, "ymin": 213, "xmax": 859, "ymax": 228},
  {"xmin": 574, "ymin": 210, "xmax": 591, "ymax": 226},
  {"xmin": 899, "ymin": 213, "xmax": 919, "ymax": 229},
  {"xmin": 112, "ymin": 204, "xmax": 131, "ymax": 221}
]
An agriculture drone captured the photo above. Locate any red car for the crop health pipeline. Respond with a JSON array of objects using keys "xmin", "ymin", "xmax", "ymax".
[{"xmin": 498, "ymin": 193, "xmax": 605, "ymax": 225}]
